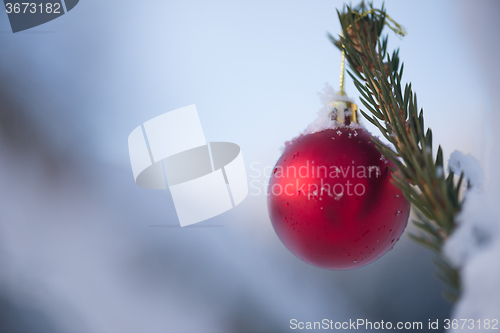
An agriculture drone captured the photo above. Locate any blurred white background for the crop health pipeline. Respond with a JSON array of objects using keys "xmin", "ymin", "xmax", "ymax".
[{"xmin": 0, "ymin": 0, "xmax": 498, "ymax": 332}]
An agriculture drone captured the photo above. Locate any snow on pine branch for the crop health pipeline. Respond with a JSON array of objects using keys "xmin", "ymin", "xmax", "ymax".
[
  {"xmin": 448, "ymin": 151, "xmax": 485, "ymax": 189},
  {"xmin": 444, "ymin": 150, "xmax": 500, "ymax": 326}
]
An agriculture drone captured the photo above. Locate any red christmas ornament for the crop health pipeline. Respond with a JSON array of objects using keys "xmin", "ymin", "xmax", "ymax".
[{"xmin": 267, "ymin": 90, "xmax": 410, "ymax": 270}]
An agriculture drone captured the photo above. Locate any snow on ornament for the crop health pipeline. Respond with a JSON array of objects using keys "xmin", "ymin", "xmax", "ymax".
[{"xmin": 267, "ymin": 49, "xmax": 410, "ymax": 270}]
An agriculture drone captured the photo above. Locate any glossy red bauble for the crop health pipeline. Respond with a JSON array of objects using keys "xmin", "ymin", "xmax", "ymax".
[{"xmin": 268, "ymin": 127, "xmax": 410, "ymax": 270}]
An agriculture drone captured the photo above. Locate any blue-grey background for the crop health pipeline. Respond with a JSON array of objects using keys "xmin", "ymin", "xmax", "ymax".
[{"xmin": 0, "ymin": 0, "xmax": 498, "ymax": 332}]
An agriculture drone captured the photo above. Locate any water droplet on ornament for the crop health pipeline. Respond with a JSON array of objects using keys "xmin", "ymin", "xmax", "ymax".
[
  {"xmin": 320, "ymin": 207, "xmax": 323, "ymax": 210},
  {"xmin": 354, "ymin": 131, "xmax": 358, "ymax": 136},
  {"xmin": 391, "ymin": 239, "xmax": 395, "ymax": 243},
  {"xmin": 395, "ymin": 210, "xmax": 402, "ymax": 215},
  {"xmin": 336, "ymin": 130, "xmax": 342, "ymax": 136},
  {"xmin": 395, "ymin": 194, "xmax": 400, "ymax": 198},
  {"xmin": 353, "ymin": 260, "xmax": 357, "ymax": 263},
  {"xmin": 348, "ymin": 133, "xmax": 353, "ymax": 138}
]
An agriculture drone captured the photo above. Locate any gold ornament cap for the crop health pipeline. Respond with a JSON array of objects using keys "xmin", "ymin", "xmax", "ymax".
[{"xmin": 330, "ymin": 99, "xmax": 359, "ymax": 125}]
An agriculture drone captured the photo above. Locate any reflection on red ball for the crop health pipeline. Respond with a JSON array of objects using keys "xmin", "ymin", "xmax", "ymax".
[{"xmin": 268, "ymin": 127, "xmax": 410, "ymax": 270}]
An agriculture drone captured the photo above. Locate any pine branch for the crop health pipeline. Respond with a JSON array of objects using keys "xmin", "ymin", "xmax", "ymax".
[{"xmin": 333, "ymin": 1, "xmax": 464, "ymax": 301}]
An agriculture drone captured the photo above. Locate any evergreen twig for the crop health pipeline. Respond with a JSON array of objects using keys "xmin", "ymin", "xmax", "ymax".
[{"xmin": 332, "ymin": 1, "xmax": 464, "ymax": 301}]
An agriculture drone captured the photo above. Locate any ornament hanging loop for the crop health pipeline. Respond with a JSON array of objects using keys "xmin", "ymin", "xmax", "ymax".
[
  {"xmin": 329, "ymin": 34, "xmax": 359, "ymax": 125},
  {"xmin": 339, "ymin": 48, "xmax": 346, "ymax": 96}
]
